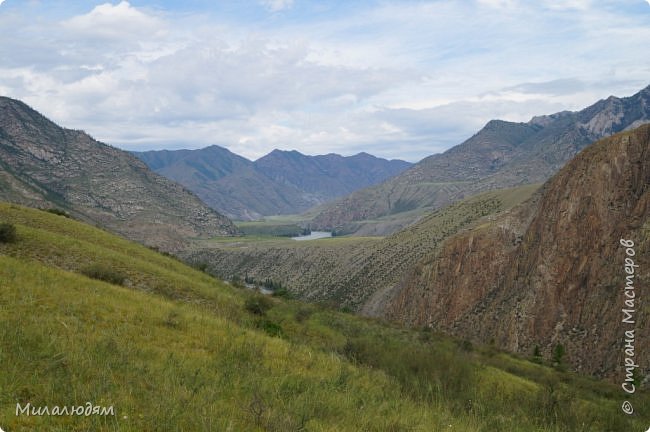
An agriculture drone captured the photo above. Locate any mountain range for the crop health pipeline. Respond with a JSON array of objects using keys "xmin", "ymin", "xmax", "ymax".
[
  {"xmin": 133, "ymin": 146, "xmax": 411, "ymax": 220},
  {"xmin": 0, "ymin": 97, "xmax": 237, "ymax": 251},
  {"xmin": 311, "ymin": 85, "xmax": 650, "ymax": 234}
]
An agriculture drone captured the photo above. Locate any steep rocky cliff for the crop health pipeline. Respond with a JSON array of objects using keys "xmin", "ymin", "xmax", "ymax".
[
  {"xmin": 0, "ymin": 97, "xmax": 238, "ymax": 250},
  {"xmin": 383, "ymin": 125, "xmax": 650, "ymax": 379}
]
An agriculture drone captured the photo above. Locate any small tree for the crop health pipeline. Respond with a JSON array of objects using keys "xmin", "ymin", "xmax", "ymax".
[
  {"xmin": 0, "ymin": 222, "xmax": 17, "ymax": 243},
  {"xmin": 532, "ymin": 345, "xmax": 543, "ymax": 364},
  {"xmin": 552, "ymin": 343, "xmax": 565, "ymax": 369}
]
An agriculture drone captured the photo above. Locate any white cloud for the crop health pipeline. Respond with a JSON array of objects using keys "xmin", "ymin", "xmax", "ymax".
[
  {"xmin": 0, "ymin": 1, "xmax": 648, "ymax": 162},
  {"xmin": 477, "ymin": 0, "xmax": 518, "ymax": 8},
  {"xmin": 62, "ymin": 1, "xmax": 165, "ymax": 41},
  {"xmin": 542, "ymin": 0, "xmax": 591, "ymax": 10},
  {"xmin": 260, "ymin": 0, "xmax": 294, "ymax": 12}
]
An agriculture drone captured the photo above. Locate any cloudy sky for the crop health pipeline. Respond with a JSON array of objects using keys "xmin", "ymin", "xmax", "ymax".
[{"xmin": 1, "ymin": 0, "xmax": 649, "ymax": 161}]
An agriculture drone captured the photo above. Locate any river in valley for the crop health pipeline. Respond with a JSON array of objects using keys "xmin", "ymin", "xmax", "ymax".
[{"xmin": 291, "ymin": 231, "xmax": 332, "ymax": 241}]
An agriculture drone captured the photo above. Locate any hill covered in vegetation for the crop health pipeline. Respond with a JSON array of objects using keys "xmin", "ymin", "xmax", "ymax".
[{"xmin": 0, "ymin": 202, "xmax": 646, "ymax": 431}]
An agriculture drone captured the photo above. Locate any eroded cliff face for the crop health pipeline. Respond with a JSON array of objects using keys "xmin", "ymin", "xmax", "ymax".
[{"xmin": 383, "ymin": 125, "xmax": 650, "ymax": 379}]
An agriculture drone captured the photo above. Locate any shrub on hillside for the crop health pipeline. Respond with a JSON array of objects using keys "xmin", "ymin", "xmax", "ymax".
[
  {"xmin": 244, "ymin": 294, "xmax": 273, "ymax": 315},
  {"xmin": 532, "ymin": 345, "xmax": 543, "ymax": 364},
  {"xmin": 80, "ymin": 263, "xmax": 127, "ymax": 286},
  {"xmin": 190, "ymin": 260, "xmax": 209, "ymax": 273},
  {"xmin": 271, "ymin": 286, "xmax": 293, "ymax": 299},
  {"xmin": 44, "ymin": 208, "xmax": 71, "ymax": 218},
  {"xmin": 294, "ymin": 306, "xmax": 313, "ymax": 323},
  {"xmin": 0, "ymin": 222, "xmax": 17, "ymax": 243},
  {"xmin": 256, "ymin": 319, "xmax": 283, "ymax": 337}
]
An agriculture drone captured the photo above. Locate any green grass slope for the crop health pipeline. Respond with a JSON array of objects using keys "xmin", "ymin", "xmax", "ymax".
[{"xmin": 0, "ymin": 203, "xmax": 647, "ymax": 431}]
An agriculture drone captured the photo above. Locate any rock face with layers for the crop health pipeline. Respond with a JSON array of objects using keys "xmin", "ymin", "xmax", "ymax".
[
  {"xmin": 0, "ymin": 97, "xmax": 238, "ymax": 251},
  {"xmin": 383, "ymin": 125, "xmax": 650, "ymax": 379}
]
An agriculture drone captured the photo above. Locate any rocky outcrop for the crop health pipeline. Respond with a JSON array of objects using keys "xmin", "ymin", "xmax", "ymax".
[
  {"xmin": 383, "ymin": 125, "xmax": 650, "ymax": 379},
  {"xmin": 0, "ymin": 97, "xmax": 238, "ymax": 251}
]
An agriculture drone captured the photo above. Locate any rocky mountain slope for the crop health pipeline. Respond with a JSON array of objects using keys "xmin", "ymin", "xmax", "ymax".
[
  {"xmin": 134, "ymin": 146, "xmax": 411, "ymax": 220},
  {"xmin": 381, "ymin": 124, "xmax": 650, "ymax": 378},
  {"xmin": 135, "ymin": 145, "xmax": 291, "ymax": 220},
  {"xmin": 182, "ymin": 184, "xmax": 538, "ymax": 309},
  {"xmin": 312, "ymin": 85, "xmax": 650, "ymax": 234},
  {"xmin": 0, "ymin": 96, "xmax": 238, "ymax": 250}
]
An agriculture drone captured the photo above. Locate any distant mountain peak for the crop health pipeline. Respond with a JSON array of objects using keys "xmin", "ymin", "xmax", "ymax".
[{"xmin": 136, "ymin": 144, "xmax": 412, "ymax": 220}]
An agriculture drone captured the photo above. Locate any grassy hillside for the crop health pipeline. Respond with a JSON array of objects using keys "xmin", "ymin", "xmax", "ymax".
[{"xmin": 0, "ymin": 203, "xmax": 647, "ymax": 431}]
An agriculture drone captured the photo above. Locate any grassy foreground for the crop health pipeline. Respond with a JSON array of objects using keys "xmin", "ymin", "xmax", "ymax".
[{"xmin": 0, "ymin": 203, "xmax": 648, "ymax": 431}]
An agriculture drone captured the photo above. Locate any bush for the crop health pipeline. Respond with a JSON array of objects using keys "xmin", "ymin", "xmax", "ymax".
[
  {"xmin": 190, "ymin": 261, "xmax": 209, "ymax": 273},
  {"xmin": 163, "ymin": 310, "xmax": 183, "ymax": 329},
  {"xmin": 552, "ymin": 343, "xmax": 566, "ymax": 370},
  {"xmin": 231, "ymin": 275, "xmax": 245, "ymax": 289},
  {"xmin": 459, "ymin": 339, "xmax": 473, "ymax": 352},
  {"xmin": 0, "ymin": 222, "xmax": 17, "ymax": 243},
  {"xmin": 256, "ymin": 319, "xmax": 283, "ymax": 337},
  {"xmin": 272, "ymin": 286, "xmax": 293, "ymax": 299},
  {"xmin": 244, "ymin": 295, "xmax": 273, "ymax": 316},
  {"xmin": 535, "ymin": 375, "xmax": 576, "ymax": 427},
  {"xmin": 80, "ymin": 263, "xmax": 127, "ymax": 286},
  {"xmin": 294, "ymin": 307, "xmax": 312, "ymax": 323},
  {"xmin": 44, "ymin": 208, "xmax": 71, "ymax": 218}
]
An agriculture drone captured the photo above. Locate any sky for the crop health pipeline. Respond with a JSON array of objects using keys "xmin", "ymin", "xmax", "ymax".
[{"xmin": 0, "ymin": 1, "xmax": 649, "ymax": 162}]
